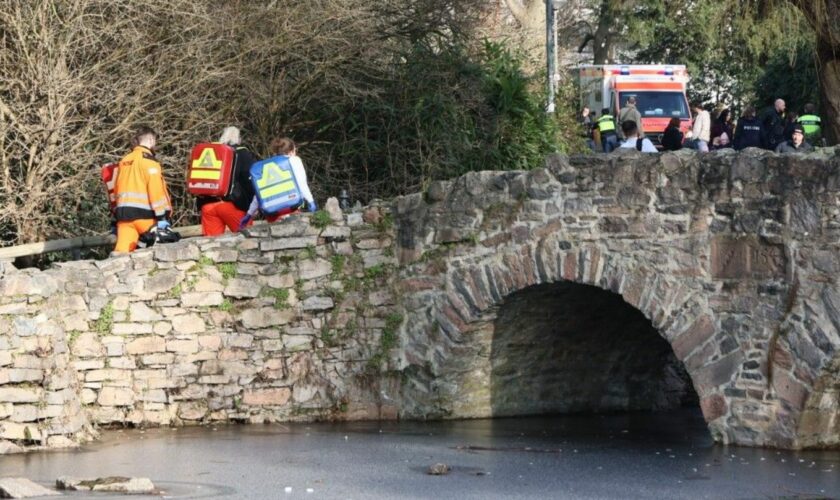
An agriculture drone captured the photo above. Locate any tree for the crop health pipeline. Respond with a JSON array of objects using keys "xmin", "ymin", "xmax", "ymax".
[{"xmin": 784, "ymin": 0, "xmax": 840, "ymax": 144}]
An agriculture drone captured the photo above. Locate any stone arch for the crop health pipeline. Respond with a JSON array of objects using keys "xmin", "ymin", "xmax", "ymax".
[{"xmin": 400, "ymin": 239, "xmax": 740, "ymax": 443}]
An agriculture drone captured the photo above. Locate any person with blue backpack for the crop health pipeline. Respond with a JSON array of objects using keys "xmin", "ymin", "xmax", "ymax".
[{"xmin": 239, "ymin": 137, "xmax": 316, "ymax": 229}]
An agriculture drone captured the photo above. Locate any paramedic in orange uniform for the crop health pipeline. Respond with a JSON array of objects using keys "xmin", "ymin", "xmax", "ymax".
[
  {"xmin": 113, "ymin": 126, "xmax": 172, "ymax": 253},
  {"xmin": 197, "ymin": 127, "xmax": 258, "ymax": 236}
]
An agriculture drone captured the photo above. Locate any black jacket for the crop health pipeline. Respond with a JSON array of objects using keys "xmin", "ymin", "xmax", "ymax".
[
  {"xmin": 734, "ymin": 117, "xmax": 762, "ymax": 150},
  {"xmin": 228, "ymin": 147, "xmax": 258, "ymax": 211},
  {"xmin": 661, "ymin": 126, "xmax": 683, "ymax": 151},
  {"xmin": 759, "ymin": 107, "xmax": 785, "ymax": 150}
]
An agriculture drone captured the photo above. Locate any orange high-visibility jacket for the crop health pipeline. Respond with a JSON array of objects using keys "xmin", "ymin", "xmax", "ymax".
[{"xmin": 114, "ymin": 146, "xmax": 172, "ymax": 222}]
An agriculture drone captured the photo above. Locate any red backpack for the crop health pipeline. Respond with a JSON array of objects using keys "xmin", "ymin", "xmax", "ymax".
[
  {"xmin": 100, "ymin": 162, "xmax": 119, "ymax": 215},
  {"xmin": 186, "ymin": 143, "xmax": 236, "ymax": 197}
]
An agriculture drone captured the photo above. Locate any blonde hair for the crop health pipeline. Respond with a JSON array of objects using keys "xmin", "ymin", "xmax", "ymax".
[{"xmin": 218, "ymin": 126, "xmax": 241, "ymax": 146}]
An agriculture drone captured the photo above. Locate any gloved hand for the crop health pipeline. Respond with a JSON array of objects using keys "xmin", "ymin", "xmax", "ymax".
[
  {"xmin": 238, "ymin": 214, "xmax": 252, "ymax": 231},
  {"xmin": 308, "ymin": 201, "xmax": 318, "ymax": 213},
  {"xmin": 109, "ymin": 219, "xmax": 117, "ymax": 235},
  {"xmin": 157, "ymin": 219, "xmax": 171, "ymax": 231}
]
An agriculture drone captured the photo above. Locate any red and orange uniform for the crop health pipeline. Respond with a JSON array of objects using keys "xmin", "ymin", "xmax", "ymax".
[{"xmin": 113, "ymin": 146, "xmax": 172, "ymax": 253}]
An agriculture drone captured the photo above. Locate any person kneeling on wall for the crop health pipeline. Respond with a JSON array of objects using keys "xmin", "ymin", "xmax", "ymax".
[
  {"xmin": 239, "ymin": 137, "xmax": 317, "ymax": 229},
  {"xmin": 197, "ymin": 127, "xmax": 259, "ymax": 236}
]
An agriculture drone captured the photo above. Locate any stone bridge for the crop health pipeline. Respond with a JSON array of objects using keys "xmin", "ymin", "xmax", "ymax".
[{"xmin": 1, "ymin": 148, "xmax": 840, "ymax": 452}]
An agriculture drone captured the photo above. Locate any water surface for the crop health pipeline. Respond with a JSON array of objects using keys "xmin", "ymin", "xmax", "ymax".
[{"xmin": 1, "ymin": 409, "xmax": 838, "ymax": 499}]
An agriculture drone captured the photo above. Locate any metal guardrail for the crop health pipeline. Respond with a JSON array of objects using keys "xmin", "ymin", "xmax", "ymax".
[{"xmin": 0, "ymin": 225, "xmax": 204, "ymax": 261}]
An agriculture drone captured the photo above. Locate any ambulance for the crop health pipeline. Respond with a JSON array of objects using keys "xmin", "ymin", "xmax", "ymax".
[{"xmin": 578, "ymin": 64, "xmax": 692, "ymax": 147}]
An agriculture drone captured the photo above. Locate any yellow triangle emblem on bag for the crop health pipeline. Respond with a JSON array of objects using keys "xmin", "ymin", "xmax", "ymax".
[{"xmin": 192, "ymin": 148, "xmax": 223, "ymax": 170}]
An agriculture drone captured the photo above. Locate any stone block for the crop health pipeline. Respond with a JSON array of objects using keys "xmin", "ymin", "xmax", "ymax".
[
  {"xmin": 239, "ymin": 308, "xmax": 294, "ymax": 329},
  {"xmin": 181, "ymin": 292, "xmax": 224, "ymax": 307},
  {"xmin": 301, "ymin": 296, "xmax": 334, "ymax": 311},
  {"xmin": 0, "ymin": 302, "xmax": 27, "ymax": 315},
  {"xmin": 97, "ymin": 387, "xmax": 134, "ymax": 406},
  {"xmin": 112, "ymin": 322, "xmax": 153, "ymax": 335},
  {"xmin": 0, "ymin": 440, "xmax": 23, "ymax": 454},
  {"xmin": 262, "ymin": 273, "xmax": 295, "ymax": 289},
  {"xmin": 346, "ymin": 212, "xmax": 364, "ymax": 227},
  {"xmin": 710, "ymin": 236, "xmax": 785, "ymax": 279},
  {"xmin": 699, "ymin": 394, "xmax": 727, "ymax": 422},
  {"xmin": 138, "ymin": 389, "xmax": 167, "ymax": 403},
  {"xmin": 205, "ymin": 248, "xmax": 239, "ymax": 263},
  {"xmin": 223, "ymin": 279, "xmax": 262, "ymax": 298},
  {"xmin": 85, "ymin": 369, "xmax": 131, "ymax": 383},
  {"xmin": 154, "ymin": 243, "xmax": 200, "ymax": 262},
  {"xmin": 56, "ymin": 477, "xmax": 154, "ymax": 494},
  {"xmin": 192, "ymin": 277, "xmax": 224, "ymax": 293},
  {"xmin": 0, "ymin": 351, "xmax": 11, "ymax": 367},
  {"xmin": 140, "ymin": 353, "xmax": 175, "ymax": 365},
  {"xmin": 0, "ymin": 422, "xmax": 43, "ymax": 441},
  {"xmin": 73, "ymin": 360, "xmax": 105, "ymax": 371},
  {"xmin": 109, "ymin": 357, "xmax": 137, "ymax": 369},
  {"xmin": 284, "ymin": 335, "xmax": 312, "ymax": 352},
  {"xmin": 144, "ymin": 270, "xmax": 182, "ymax": 294},
  {"xmin": 322, "ymin": 225, "xmax": 351, "ymax": 239},
  {"xmin": 672, "ymin": 315, "xmax": 715, "ymax": 360},
  {"xmin": 5, "ymin": 369, "xmax": 43, "ymax": 384},
  {"xmin": 0, "ymin": 274, "xmax": 59, "ymax": 298},
  {"xmin": 0, "ymin": 388, "xmax": 42, "ymax": 403},
  {"xmin": 260, "ymin": 236, "xmax": 317, "ymax": 251},
  {"xmin": 153, "ymin": 322, "xmax": 172, "ymax": 335},
  {"xmin": 0, "ymin": 477, "xmax": 59, "ymax": 498},
  {"xmin": 297, "ymin": 259, "xmax": 332, "ymax": 280},
  {"xmin": 242, "ymin": 388, "xmax": 291, "ymax": 406},
  {"xmin": 198, "ymin": 335, "xmax": 222, "ymax": 351},
  {"xmin": 171, "ymin": 314, "xmax": 206, "ymax": 334},
  {"xmin": 324, "ymin": 197, "xmax": 344, "ymax": 222},
  {"xmin": 125, "ymin": 336, "xmax": 166, "ymax": 355},
  {"xmin": 262, "ymin": 339, "xmax": 284, "ymax": 351},
  {"xmin": 226, "ymin": 334, "xmax": 254, "ymax": 349},
  {"xmin": 129, "ymin": 302, "xmax": 163, "ymax": 321},
  {"xmin": 167, "ymin": 339, "xmax": 199, "ymax": 354},
  {"xmin": 11, "ymin": 405, "xmax": 38, "ymax": 423},
  {"xmin": 71, "ymin": 333, "xmax": 104, "ymax": 358}
]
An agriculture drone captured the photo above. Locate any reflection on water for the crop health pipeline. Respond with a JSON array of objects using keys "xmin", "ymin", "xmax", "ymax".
[{"xmin": 1, "ymin": 409, "xmax": 838, "ymax": 499}]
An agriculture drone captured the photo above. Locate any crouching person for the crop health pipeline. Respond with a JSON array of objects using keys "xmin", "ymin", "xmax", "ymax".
[
  {"xmin": 199, "ymin": 127, "xmax": 259, "ymax": 236},
  {"xmin": 239, "ymin": 137, "xmax": 317, "ymax": 229},
  {"xmin": 113, "ymin": 126, "xmax": 173, "ymax": 253}
]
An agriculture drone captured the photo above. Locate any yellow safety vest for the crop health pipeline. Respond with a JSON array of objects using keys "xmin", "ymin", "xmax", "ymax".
[
  {"xmin": 597, "ymin": 115, "xmax": 616, "ymax": 133},
  {"xmin": 797, "ymin": 115, "xmax": 821, "ymax": 138}
]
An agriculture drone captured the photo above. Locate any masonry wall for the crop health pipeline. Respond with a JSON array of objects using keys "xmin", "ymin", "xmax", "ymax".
[
  {"xmin": 3, "ymin": 148, "xmax": 840, "ymax": 452},
  {"xmin": 0, "ymin": 200, "xmax": 401, "ymax": 453}
]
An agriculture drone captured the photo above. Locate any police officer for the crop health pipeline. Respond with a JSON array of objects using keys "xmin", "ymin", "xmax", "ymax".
[
  {"xmin": 597, "ymin": 107, "xmax": 618, "ymax": 153},
  {"xmin": 797, "ymin": 103, "xmax": 822, "ymax": 145}
]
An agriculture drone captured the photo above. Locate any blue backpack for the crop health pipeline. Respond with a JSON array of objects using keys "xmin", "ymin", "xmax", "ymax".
[{"xmin": 249, "ymin": 155, "xmax": 304, "ymax": 214}]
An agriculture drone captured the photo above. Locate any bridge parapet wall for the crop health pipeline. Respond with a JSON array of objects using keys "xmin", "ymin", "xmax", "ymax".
[
  {"xmin": 393, "ymin": 148, "xmax": 840, "ymax": 449},
  {"xmin": 3, "ymin": 148, "xmax": 840, "ymax": 451}
]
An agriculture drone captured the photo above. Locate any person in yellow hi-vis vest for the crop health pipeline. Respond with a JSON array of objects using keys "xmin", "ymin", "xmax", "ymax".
[{"xmin": 113, "ymin": 126, "xmax": 173, "ymax": 253}]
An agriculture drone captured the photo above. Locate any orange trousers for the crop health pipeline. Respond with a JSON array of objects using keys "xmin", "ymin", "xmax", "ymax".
[
  {"xmin": 201, "ymin": 201, "xmax": 248, "ymax": 236},
  {"xmin": 115, "ymin": 219, "xmax": 155, "ymax": 253}
]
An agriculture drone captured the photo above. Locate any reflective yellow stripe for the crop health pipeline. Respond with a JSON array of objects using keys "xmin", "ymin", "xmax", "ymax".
[
  {"xmin": 256, "ymin": 162, "xmax": 292, "ymax": 188},
  {"xmin": 260, "ymin": 180, "xmax": 297, "ymax": 198},
  {"xmin": 192, "ymin": 147, "xmax": 223, "ymax": 170},
  {"xmin": 190, "ymin": 169, "xmax": 222, "ymax": 180}
]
